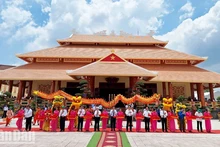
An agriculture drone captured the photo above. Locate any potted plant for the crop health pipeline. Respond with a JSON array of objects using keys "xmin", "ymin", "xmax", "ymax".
[
  {"xmin": 177, "ymin": 95, "xmax": 186, "ymax": 103},
  {"xmin": 76, "ymin": 79, "xmax": 91, "ymax": 98},
  {"xmin": 217, "ymin": 96, "xmax": 220, "ymax": 102}
]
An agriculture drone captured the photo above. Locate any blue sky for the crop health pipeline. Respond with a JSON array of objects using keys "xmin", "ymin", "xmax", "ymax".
[{"xmin": 0, "ymin": 0, "xmax": 220, "ymax": 73}]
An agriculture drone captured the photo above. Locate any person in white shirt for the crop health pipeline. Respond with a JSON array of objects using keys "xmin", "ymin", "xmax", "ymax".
[
  {"xmin": 125, "ymin": 105, "xmax": 134, "ymax": 131},
  {"xmin": 160, "ymin": 107, "xmax": 168, "ymax": 132},
  {"xmin": 94, "ymin": 107, "xmax": 101, "ymax": 131},
  {"xmin": 195, "ymin": 109, "xmax": 203, "ymax": 132},
  {"xmin": 98, "ymin": 105, "xmax": 103, "ymax": 112},
  {"xmin": 143, "ymin": 107, "xmax": 151, "ymax": 132},
  {"xmin": 59, "ymin": 106, "xmax": 67, "ymax": 132},
  {"xmin": 24, "ymin": 105, "xmax": 32, "ymax": 131},
  {"xmin": 110, "ymin": 107, "xmax": 117, "ymax": 131},
  {"xmin": 2, "ymin": 105, "xmax": 8, "ymax": 118},
  {"xmin": 77, "ymin": 105, "xmax": 85, "ymax": 131}
]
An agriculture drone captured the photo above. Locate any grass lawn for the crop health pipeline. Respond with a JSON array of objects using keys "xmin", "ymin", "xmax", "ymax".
[
  {"xmin": 120, "ymin": 132, "xmax": 131, "ymax": 147},
  {"xmin": 86, "ymin": 132, "xmax": 102, "ymax": 147}
]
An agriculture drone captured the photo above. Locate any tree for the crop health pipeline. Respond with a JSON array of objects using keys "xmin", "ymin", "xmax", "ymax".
[
  {"xmin": 177, "ymin": 95, "xmax": 187, "ymax": 103},
  {"xmin": 76, "ymin": 79, "xmax": 91, "ymax": 98},
  {"xmin": 217, "ymin": 96, "xmax": 220, "ymax": 102},
  {"xmin": 131, "ymin": 81, "xmax": 148, "ymax": 97},
  {"xmin": 204, "ymin": 89, "xmax": 209, "ymax": 92}
]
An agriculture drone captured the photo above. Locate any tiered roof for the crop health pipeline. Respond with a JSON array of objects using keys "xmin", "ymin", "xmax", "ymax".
[
  {"xmin": 67, "ymin": 52, "xmax": 157, "ymax": 77},
  {"xmin": 17, "ymin": 45, "xmax": 205, "ymax": 62},
  {"xmin": 57, "ymin": 34, "xmax": 168, "ymax": 46},
  {"xmin": 0, "ymin": 34, "xmax": 219, "ymax": 83}
]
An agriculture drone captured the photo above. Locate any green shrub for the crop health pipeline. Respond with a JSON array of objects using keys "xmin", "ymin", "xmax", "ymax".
[{"xmin": 217, "ymin": 96, "xmax": 220, "ymax": 102}]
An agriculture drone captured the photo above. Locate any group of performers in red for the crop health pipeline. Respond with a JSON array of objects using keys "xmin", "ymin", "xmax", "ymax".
[{"xmin": 5, "ymin": 105, "xmax": 213, "ymax": 133}]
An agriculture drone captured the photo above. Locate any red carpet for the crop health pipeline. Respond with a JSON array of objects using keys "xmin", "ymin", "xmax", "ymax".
[
  {"xmin": 0, "ymin": 122, "xmax": 6, "ymax": 125},
  {"xmin": 97, "ymin": 132, "xmax": 122, "ymax": 147},
  {"xmin": 0, "ymin": 127, "xmax": 220, "ymax": 134}
]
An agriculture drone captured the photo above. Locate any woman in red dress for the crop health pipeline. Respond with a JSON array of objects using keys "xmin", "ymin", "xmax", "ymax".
[
  {"xmin": 136, "ymin": 110, "xmax": 144, "ymax": 132},
  {"xmin": 84, "ymin": 110, "xmax": 93, "ymax": 131},
  {"xmin": 68, "ymin": 107, "xmax": 77, "ymax": 131},
  {"xmin": 116, "ymin": 108, "xmax": 125, "ymax": 131},
  {"xmin": 101, "ymin": 108, "xmax": 108, "ymax": 131}
]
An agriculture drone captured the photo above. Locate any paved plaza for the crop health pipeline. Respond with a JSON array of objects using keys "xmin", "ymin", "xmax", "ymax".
[{"xmin": 0, "ymin": 119, "xmax": 220, "ymax": 147}]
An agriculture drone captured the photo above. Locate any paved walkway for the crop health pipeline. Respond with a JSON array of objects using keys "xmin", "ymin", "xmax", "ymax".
[
  {"xmin": 0, "ymin": 119, "xmax": 220, "ymax": 146},
  {"xmin": 126, "ymin": 133, "xmax": 220, "ymax": 147}
]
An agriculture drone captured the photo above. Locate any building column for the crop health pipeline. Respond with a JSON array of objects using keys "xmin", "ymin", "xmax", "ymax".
[
  {"xmin": 17, "ymin": 81, "xmax": 24, "ymax": 103},
  {"xmin": 209, "ymin": 83, "xmax": 214, "ymax": 101},
  {"xmin": 168, "ymin": 82, "xmax": 173, "ymax": 98},
  {"xmin": 190, "ymin": 83, "xmax": 195, "ymax": 99},
  {"xmin": 162, "ymin": 82, "xmax": 166, "ymax": 97},
  {"xmin": 57, "ymin": 81, "xmax": 61, "ymax": 90},
  {"xmin": 198, "ymin": 83, "xmax": 205, "ymax": 107},
  {"xmin": 8, "ymin": 80, "xmax": 13, "ymax": 93},
  {"xmin": 0, "ymin": 80, "xmax": 2, "ymax": 91},
  {"xmin": 50, "ymin": 80, "xmax": 56, "ymax": 93},
  {"xmin": 196, "ymin": 83, "xmax": 201, "ymax": 101},
  {"xmin": 87, "ymin": 76, "xmax": 95, "ymax": 97},
  {"xmin": 129, "ymin": 77, "xmax": 138, "ymax": 90},
  {"xmin": 21, "ymin": 81, "xmax": 26, "ymax": 98},
  {"xmin": 27, "ymin": 81, "xmax": 33, "ymax": 97}
]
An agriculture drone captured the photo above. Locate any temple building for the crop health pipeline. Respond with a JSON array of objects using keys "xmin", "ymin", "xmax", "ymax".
[{"xmin": 1, "ymin": 32, "xmax": 220, "ymax": 106}]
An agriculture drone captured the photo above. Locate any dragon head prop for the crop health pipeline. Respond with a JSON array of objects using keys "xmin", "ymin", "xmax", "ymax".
[
  {"xmin": 175, "ymin": 103, "xmax": 186, "ymax": 114},
  {"xmin": 52, "ymin": 95, "xmax": 64, "ymax": 108},
  {"xmin": 162, "ymin": 98, "xmax": 173, "ymax": 111},
  {"xmin": 70, "ymin": 96, "xmax": 82, "ymax": 110}
]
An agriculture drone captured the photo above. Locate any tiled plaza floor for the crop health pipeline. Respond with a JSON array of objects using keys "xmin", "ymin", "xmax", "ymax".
[{"xmin": 0, "ymin": 119, "xmax": 220, "ymax": 146}]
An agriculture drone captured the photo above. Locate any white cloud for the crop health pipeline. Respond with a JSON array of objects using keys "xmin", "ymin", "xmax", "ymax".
[
  {"xmin": 179, "ymin": 1, "xmax": 195, "ymax": 21},
  {"xmin": 10, "ymin": 0, "xmax": 169, "ymax": 52},
  {"xmin": 35, "ymin": 0, "xmax": 51, "ymax": 13},
  {"xmin": 0, "ymin": 1, "xmax": 32, "ymax": 37},
  {"xmin": 156, "ymin": 1, "xmax": 220, "ymax": 72},
  {"xmin": 5, "ymin": 0, "xmax": 24, "ymax": 6}
]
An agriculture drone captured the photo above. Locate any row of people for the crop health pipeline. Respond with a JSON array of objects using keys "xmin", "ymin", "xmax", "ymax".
[{"xmin": 6, "ymin": 105, "xmax": 212, "ymax": 133}]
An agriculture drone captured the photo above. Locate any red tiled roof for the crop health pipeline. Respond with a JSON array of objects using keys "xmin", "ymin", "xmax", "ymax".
[
  {"xmin": 0, "ymin": 62, "xmax": 220, "ymax": 83},
  {"xmin": 67, "ymin": 53, "xmax": 157, "ymax": 77},
  {"xmin": 17, "ymin": 45, "xmax": 205, "ymax": 61},
  {"xmin": 0, "ymin": 63, "xmax": 86, "ymax": 80},
  {"xmin": 57, "ymin": 35, "xmax": 168, "ymax": 46},
  {"xmin": 141, "ymin": 64, "xmax": 220, "ymax": 83},
  {"xmin": 0, "ymin": 64, "xmax": 15, "ymax": 70}
]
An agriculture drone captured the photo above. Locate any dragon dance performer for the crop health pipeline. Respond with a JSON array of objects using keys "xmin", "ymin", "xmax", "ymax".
[
  {"xmin": 33, "ymin": 107, "xmax": 40, "ymax": 125},
  {"xmin": 42, "ymin": 108, "xmax": 52, "ymax": 132},
  {"xmin": 204, "ymin": 108, "xmax": 212, "ymax": 133},
  {"xmin": 136, "ymin": 110, "xmax": 144, "ymax": 132},
  {"xmin": 5, "ymin": 107, "xmax": 14, "ymax": 127},
  {"xmin": 14, "ymin": 107, "xmax": 24, "ymax": 131},
  {"xmin": 84, "ymin": 109, "xmax": 93, "ymax": 132},
  {"xmin": 50, "ymin": 107, "xmax": 60, "ymax": 132},
  {"xmin": 150, "ymin": 108, "xmax": 159, "ymax": 132},
  {"xmin": 185, "ymin": 109, "xmax": 193, "ymax": 132},
  {"xmin": 168, "ymin": 110, "xmax": 176, "ymax": 132},
  {"xmin": 100, "ymin": 108, "xmax": 108, "ymax": 131},
  {"xmin": 67, "ymin": 107, "xmax": 77, "ymax": 131},
  {"xmin": 116, "ymin": 108, "xmax": 124, "ymax": 131},
  {"xmin": 38, "ymin": 107, "xmax": 46, "ymax": 130}
]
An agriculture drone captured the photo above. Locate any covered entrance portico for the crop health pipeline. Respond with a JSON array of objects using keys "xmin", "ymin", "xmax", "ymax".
[{"xmin": 66, "ymin": 52, "xmax": 158, "ymax": 107}]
